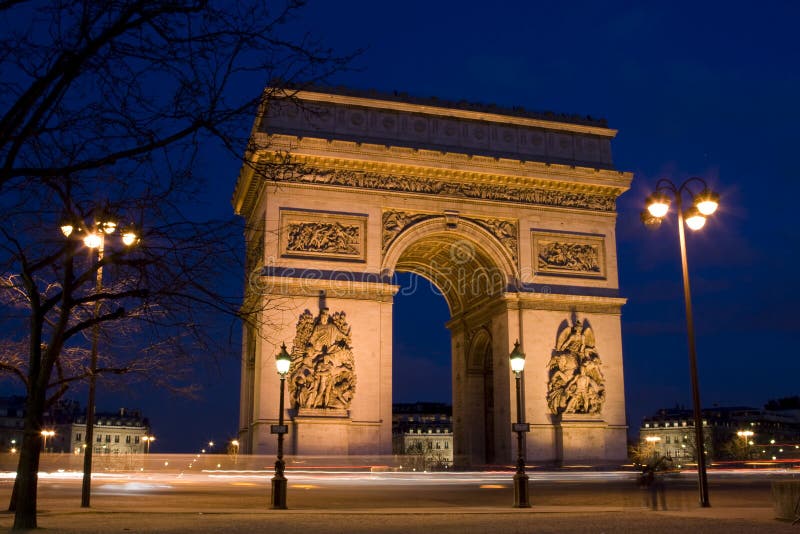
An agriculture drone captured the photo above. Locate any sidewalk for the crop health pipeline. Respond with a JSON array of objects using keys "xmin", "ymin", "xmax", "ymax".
[{"xmin": 1, "ymin": 502, "xmax": 793, "ymax": 533}]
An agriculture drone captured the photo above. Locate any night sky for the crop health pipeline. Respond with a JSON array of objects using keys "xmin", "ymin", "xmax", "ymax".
[{"xmin": 10, "ymin": 2, "xmax": 800, "ymax": 453}]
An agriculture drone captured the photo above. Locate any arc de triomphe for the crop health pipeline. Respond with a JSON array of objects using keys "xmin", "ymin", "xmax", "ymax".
[{"xmin": 232, "ymin": 88, "xmax": 632, "ymax": 465}]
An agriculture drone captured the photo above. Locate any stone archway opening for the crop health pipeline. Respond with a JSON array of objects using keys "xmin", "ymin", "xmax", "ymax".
[
  {"xmin": 385, "ymin": 227, "xmax": 511, "ymax": 467},
  {"xmin": 391, "ymin": 272, "xmax": 451, "ymax": 406}
]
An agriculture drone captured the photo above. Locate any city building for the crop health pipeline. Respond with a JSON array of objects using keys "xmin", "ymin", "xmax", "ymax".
[
  {"xmin": 639, "ymin": 405, "xmax": 800, "ymax": 464},
  {"xmin": 0, "ymin": 396, "xmax": 26, "ymax": 452},
  {"xmin": 0, "ymin": 397, "xmax": 152, "ymax": 455},
  {"xmin": 70, "ymin": 408, "xmax": 152, "ymax": 455},
  {"xmin": 392, "ymin": 402, "xmax": 453, "ymax": 469}
]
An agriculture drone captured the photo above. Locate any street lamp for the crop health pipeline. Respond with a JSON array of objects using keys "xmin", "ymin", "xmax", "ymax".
[
  {"xmin": 230, "ymin": 439, "xmax": 240, "ymax": 464},
  {"xmin": 737, "ymin": 430, "xmax": 754, "ymax": 460},
  {"xmin": 40, "ymin": 430, "xmax": 55, "ymax": 453},
  {"xmin": 509, "ymin": 340, "xmax": 531, "ymax": 508},
  {"xmin": 271, "ymin": 343, "xmax": 291, "ymax": 509},
  {"xmin": 642, "ymin": 177, "xmax": 720, "ymax": 508},
  {"xmin": 142, "ymin": 435, "xmax": 155, "ymax": 454},
  {"xmin": 61, "ymin": 209, "xmax": 140, "ymax": 508},
  {"xmin": 644, "ymin": 436, "xmax": 662, "ymax": 464}
]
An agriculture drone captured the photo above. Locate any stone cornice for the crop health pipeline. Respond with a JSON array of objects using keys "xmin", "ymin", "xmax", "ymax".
[
  {"xmin": 291, "ymin": 90, "xmax": 618, "ymax": 138},
  {"xmin": 503, "ymin": 292, "xmax": 627, "ymax": 314},
  {"xmin": 262, "ymin": 134, "xmax": 631, "ymax": 191},
  {"xmin": 232, "ymin": 135, "xmax": 631, "ymax": 218},
  {"xmin": 257, "ymin": 276, "xmax": 399, "ymax": 302}
]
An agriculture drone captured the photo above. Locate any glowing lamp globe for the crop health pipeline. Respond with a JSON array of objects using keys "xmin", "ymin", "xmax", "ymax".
[
  {"xmin": 509, "ymin": 341, "xmax": 526, "ymax": 374},
  {"xmin": 646, "ymin": 192, "xmax": 670, "ymax": 218},
  {"xmin": 275, "ymin": 343, "xmax": 291, "ymax": 375},
  {"xmin": 694, "ymin": 189, "xmax": 720, "ymax": 216},
  {"xmin": 83, "ymin": 232, "xmax": 102, "ymax": 248},
  {"xmin": 684, "ymin": 207, "xmax": 706, "ymax": 230},
  {"xmin": 122, "ymin": 230, "xmax": 138, "ymax": 246}
]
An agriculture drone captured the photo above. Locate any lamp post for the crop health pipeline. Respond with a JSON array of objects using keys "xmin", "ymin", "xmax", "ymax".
[
  {"xmin": 40, "ymin": 430, "xmax": 55, "ymax": 453},
  {"xmin": 271, "ymin": 343, "xmax": 291, "ymax": 509},
  {"xmin": 642, "ymin": 178, "xmax": 720, "ymax": 508},
  {"xmin": 737, "ymin": 430, "xmax": 753, "ymax": 460},
  {"xmin": 142, "ymin": 435, "xmax": 155, "ymax": 454},
  {"xmin": 644, "ymin": 435, "xmax": 662, "ymax": 464},
  {"xmin": 230, "ymin": 439, "xmax": 239, "ymax": 465},
  {"xmin": 509, "ymin": 340, "xmax": 531, "ymax": 508},
  {"xmin": 61, "ymin": 210, "xmax": 139, "ymax": 508}
]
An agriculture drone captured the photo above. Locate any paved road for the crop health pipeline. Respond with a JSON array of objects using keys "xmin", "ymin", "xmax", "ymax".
[{"xmin": 0, "ymin": 468, "xmax": 796, "ymax": 532}]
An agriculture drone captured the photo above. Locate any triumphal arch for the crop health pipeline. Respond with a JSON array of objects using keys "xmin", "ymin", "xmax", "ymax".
[{"xmin": 232, "ymin": 88, "xmax": 632, "ymax": 465}]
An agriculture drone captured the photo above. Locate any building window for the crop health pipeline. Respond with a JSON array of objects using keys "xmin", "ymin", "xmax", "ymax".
[
  {"xmin": 126, "ymin": 435, "xmax": 131, "ymax": 444},
  {"xmin": 96, "ymin": 435, "xmax": 102, "ymax": 443},
  {"xmin": 76, "ymin": 433, "xmax": 82, "ymax": 442},
  {"xmin": 105, "ymin": 435, "xmax": 111, "ymax": 443},
  {"xmin": 114, "ymin": 435, "xmax": 120, "ymax": 443},
  {"xmin": 135, "ymin": 436, "xmax": 140, "ymax": 444}
]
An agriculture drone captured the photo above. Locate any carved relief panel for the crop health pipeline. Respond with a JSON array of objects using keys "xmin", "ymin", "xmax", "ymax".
[
  {"xmin": 288, "ymin": 307, "xmax": 357, "ymax": 411},
  {"xmin": 279, "ymin": 209, "xmax": 367, "ymax": 262},
  {"xmin": 531, "ymin": 230, "xmax": 605, "ymax": 278},
  {"xmin": 547, "ymin": 317, "xmax": 606, "ymax": 415}
]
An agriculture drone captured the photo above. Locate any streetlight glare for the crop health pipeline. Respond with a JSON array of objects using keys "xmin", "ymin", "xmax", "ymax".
[
  {"xmin": 101, "ymin": 220, "xmax": 117, "ymax": 234},
  {"xmin": 275, "ymin": 343, "xmax": 291, "ymax": 376},
  {"xmin": 646, "ymin": 192, "xmax": 670, "ymax": 218},
  {"xmin": 694, "ymin": 189, "xmax": 720, "ymax": 216},
  {"xmin": 83, "ymin": 232, "xmax": 102, "ymax": 248},
  {"xmin": 684, "ymin": 208, "xmax": 706, "ymax": 231},
  {"xmin": 60, "ymin": 224, "xmax": 74, "ymax": 237},
  {"xmin": 509, "ymin": 341, "xmax": 526, "ymax": 374},
  {"xmin": 121, "ymin": 231, "xmax": 138, "ymax": 246}
]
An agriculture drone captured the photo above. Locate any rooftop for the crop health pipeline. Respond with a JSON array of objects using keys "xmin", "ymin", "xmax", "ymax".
[{"xmin": 281, "ymin": 83, "xmax": 609, "ymax": 128}]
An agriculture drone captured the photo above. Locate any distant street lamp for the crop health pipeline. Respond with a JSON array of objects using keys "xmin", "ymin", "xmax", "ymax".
[
  {"xmin": 230, "ymin": 439, "xmax": 240, "ymax": 464},
  {"xmin": 642, "ymin": 177, "xmax": 720, "ymax": 508},
  {"xmin": 61, "ymin": 208, "xmax": 139, "ymax": 508},
  {"xmin": 142, "ymin": 435, "xmax": 155, "ymax": 454},
  {"xmin": 40, "ymin": 430, "xmax": 55, "ymax": 453},
  {"xmin": 644, "ymin": 436, "xmax": 662, "ymax": 464},
  {"xmin": 271, "ymin": 343, "xmax": 291, "ymax": 509},
  {"xmin": 737, "ymin": 430, "xmax": 754, "ymax": 460},
  {"xmin": 509, "ymin": 340, "xmax": 531, "ymax": 508}
]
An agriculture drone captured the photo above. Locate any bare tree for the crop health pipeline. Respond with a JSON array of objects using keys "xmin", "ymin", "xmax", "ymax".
[{"xmin": 0, "ymin": 0, "xmax": 353, "ymax": 529}]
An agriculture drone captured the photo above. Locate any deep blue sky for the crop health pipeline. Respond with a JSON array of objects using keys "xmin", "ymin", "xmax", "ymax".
[{"xmin": 13, "ymin": 1, "xmax": 800, "ymax": 452}]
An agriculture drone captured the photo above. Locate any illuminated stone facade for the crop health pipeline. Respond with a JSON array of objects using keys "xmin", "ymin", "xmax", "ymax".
[
  {"xmin": 392, "ymin": 402, "xmax": 453, "ymax": 469},
  {"xmin": 234, "ymin": 88, "xmax": 631, "ymax": 464}
]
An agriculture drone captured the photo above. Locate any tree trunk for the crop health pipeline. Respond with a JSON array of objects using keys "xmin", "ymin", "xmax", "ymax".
[
  {"xmin": 13, "ymin": 425, "xmax": 42, "ymax": 529},
  {"xmin": 8, "ymin": 476, "xmax": 17, "ymax": 512},
  {"xmin": 13, "ymin": 387, "xmax": 46, "ymax": 530}
]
